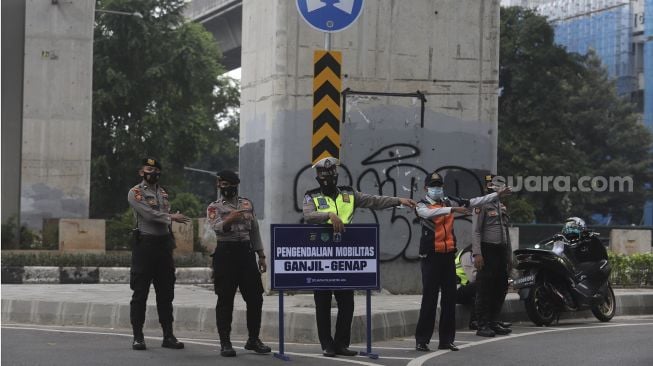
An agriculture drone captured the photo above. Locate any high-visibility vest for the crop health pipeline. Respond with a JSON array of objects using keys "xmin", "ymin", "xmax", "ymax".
[
  {"xmin": 310, "ymin": 187, "xmax": 355, "ymax": 224},
  {"xmin": 419, "ymin": 198, "xmax": 456, "ymax": 254},
  {"xmin": 455, "ymin": 249, "xmax": 469, "ymax": 285}
]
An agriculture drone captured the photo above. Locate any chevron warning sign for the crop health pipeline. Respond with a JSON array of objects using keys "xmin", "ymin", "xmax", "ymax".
[{"xmin": 312, "ymin": 50, "xmax": 342, "ymax": 164}]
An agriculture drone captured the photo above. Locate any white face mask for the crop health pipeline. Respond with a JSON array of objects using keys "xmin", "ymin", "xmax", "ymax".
[{"xmin": 427, "ymin": 187, "xmax": 444, "ymax": 199}]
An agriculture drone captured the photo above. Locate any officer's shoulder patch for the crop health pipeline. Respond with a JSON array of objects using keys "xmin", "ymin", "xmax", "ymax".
[
  {"xmin": 131, "ymin": 187, "xmax": 143, "ymax": 201},
  {"xmin": 474, "ymin": 207, "xmax": 481, "ymax": 214},
  {"xmin": 240, "ymin": 198, "xmax": 253, "ymax": 210},
  {"xmin": 342, "ymin": 193, "xmax": 350, "ymax": 203},
  {"xmin": 304, "ymin": 194, "xmax": 313, "ymax": 204}
]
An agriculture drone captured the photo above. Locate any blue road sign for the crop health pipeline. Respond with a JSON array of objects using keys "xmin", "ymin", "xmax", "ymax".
[
  {"xmin": 271, "ymin": 224, "xmax": 379, "ymax": 290},
  {"xmin": 296, "ymin": 0, "xmax": 365, "ymax": 33}
]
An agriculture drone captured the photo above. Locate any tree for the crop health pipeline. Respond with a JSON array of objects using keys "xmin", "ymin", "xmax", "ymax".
[
  {"xmin": 498, "ymin": 7, "xmax": 653, "ymax": 224},
  {"xmin": 91, "ymin": 0, "xmax": 240, "ymax": 219}
]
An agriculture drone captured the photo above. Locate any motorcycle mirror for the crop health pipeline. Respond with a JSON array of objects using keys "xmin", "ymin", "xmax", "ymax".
[{"xmin": 534, "ymin": 244, "xmax": 540, "ymax": 249}]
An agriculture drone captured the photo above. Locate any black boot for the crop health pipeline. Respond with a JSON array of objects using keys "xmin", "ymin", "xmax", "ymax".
[
  {"xmin": 162, "ymin": 335, "xmax": 185, "ymax": 349},
  {"xmin": 221, "ymin": 340, "xmax": 237, "ymax": 357},
  {"xmin": 489, "ymin": 322, "xmax": 512, "ymax": 335},
  {"xmin": 132, "ymin": 329, "xmax": 146, "ymax": 350},
  {"xmin": 245, "ymin": 338, "xmax": 272, "ymax": 354},
  {"xmin": 476, "ymin": 324, "xmax": 496, "ymax": 337}
]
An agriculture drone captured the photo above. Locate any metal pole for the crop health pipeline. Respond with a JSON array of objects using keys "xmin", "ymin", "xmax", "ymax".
[
  {"xmin": 273, "ymin": 290, "xmax": 291, "ymax": 361},
  {"xmin": 324, "ymin": 32, "xmax": 331, "ymax": 51},
  {"xmin": 359, "ymin": 289, "xmax": 379, "ymax": 359}
]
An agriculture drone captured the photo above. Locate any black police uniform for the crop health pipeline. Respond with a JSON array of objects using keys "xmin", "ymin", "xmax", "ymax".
[
  {"xmin": 127, "ymin": 158, "xmax": 182, "ymax": 349},
  {"xmin": 207, "ymin": 170, "xmax": 269, "ymax": 356}
]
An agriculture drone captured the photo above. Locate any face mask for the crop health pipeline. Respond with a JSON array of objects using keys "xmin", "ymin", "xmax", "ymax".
[
  {"xmin": 144, "ymin": 171, "xmax": 160, "ymax": 185},
  {"xmin": 220, "ymin": 186, "xmax": 238, "ymax": 199},
  {"xmin": 427, "ymin": 187, "xmax": 444, "ymax": 199},
  {"xmin": 317, "ymin": 174, "xmax": 338, "ymax": 195}
]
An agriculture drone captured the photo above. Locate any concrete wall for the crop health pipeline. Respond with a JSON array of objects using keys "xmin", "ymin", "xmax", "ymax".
[
  {"xmin": 1, "ymin": 0, "xmax": 26, "ymax": 226},
  {"xmin": 20, "ymin": 0, "xmax": 95, "ymax": 230},
  {"xmin": 240, "ymin": 0, "xmax": 500, "ymax": 293}
]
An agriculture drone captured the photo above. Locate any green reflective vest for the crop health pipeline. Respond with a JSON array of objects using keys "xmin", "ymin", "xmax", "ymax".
[
  {"xmin": 311, "ymin": 188, "xmax": 355, "ymax": 224},
  {"xmin": 455, "ymin": 249, "xmax": 469, "ymax": 285}
]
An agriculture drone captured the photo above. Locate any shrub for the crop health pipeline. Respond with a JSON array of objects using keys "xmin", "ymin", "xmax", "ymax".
[
  {"xmin": 170, "ymin": 192, "xmax": 204, "ymax": 218},
  {"xmin": 608, "ymin": 252, "xmax": 653, "ymax": 287},
  {"xmin": 0, "ymin": 251, "xmax": 211, "ymax": 268},
  {"xmin": 105, "ymin": 209, "xmax": 134, "ymax": 251}
]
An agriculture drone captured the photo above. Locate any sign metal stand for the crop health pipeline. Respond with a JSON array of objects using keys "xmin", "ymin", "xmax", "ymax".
[{"xmin": 273, "ymin": 290, "xmax": 291, "ymax": 361}]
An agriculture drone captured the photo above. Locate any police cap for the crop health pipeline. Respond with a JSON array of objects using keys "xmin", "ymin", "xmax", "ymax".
[
  {"xmin": 141, "ymin": 157, "xmax": 162, "ymax": 170},
  {"xmin": 424, "ymin": 171, "xmax": 443, "ymax": 187},
  {"xmin": 216, "ymin": 170, "xmax": 240, "ymax": 185}
]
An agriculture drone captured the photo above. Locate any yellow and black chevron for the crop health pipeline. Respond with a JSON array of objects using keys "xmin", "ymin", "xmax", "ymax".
[{"xmin": 312, "ymin": 50, "xmax": 342, "ymax": 164}]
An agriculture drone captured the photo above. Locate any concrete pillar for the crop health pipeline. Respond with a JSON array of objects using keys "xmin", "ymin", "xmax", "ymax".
[
  {"xmin": 1, "ymin": 0, "xmax": 26, "ymax": 230},
  {"xmin": 20, "ymin": 0, "xmax": 95, "ymax": 230},
  {"xmin": 240, "ymin": 0, "xmax": 500, "ymax": 293}
]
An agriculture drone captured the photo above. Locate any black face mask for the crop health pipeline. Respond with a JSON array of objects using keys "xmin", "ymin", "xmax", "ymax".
[
  {"xmin": 220, "ymin": 186, "xmax": 238, "ymax": 199},
  {"xmin": 317, "ymin": 174, "xmax": 338, "ymax": 195},
  {"xmin": 144, "ymin": 172, "xmax": 160, "ymax": 185}
]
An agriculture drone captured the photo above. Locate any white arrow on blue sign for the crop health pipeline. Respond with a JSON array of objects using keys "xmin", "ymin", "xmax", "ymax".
[{"xmin": 296, "ymin": 0, "xmax": 365, "ymax": 33}]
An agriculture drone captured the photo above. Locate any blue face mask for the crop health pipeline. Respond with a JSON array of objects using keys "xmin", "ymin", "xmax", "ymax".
[{"xmin": 427, "ymin": 187, "xmax": 444, "ymax": 199}]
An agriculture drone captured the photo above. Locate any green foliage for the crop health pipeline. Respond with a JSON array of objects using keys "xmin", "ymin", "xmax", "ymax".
[
  {"xmin": 91, "ymin": 0, "xmax": 240, "ymax": 219},
  {"xmin": 2, "ymin": 216, "xmax": 45, "ymax": 250},
  {"xmin": 105, "ymin": 209, "xmax": 135, "ymax": 251},
  {"xmin": 1, "ymin": 216, "xmax": 19, "ymax": 249},
  {"xmin": 498, "ymin": 7, "xmax": 653, "ymax": 224},
  {"xmin": 169, "ymin": 192, "xmax": 204, "ymax": 218},
  {"xmin": 0, "ymin": 252, "xmax": 211, "ymax": 268},
  {"xmin": 608, "ymin": 252, "xmax": 653, "ymax": 287},
  {"xmin": 505, "ymin": 197, "xmax": 536, "ymax": 223}
]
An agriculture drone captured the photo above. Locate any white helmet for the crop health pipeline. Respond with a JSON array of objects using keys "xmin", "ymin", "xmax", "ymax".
[
  {"xmin": 311, "ymin": 157, "xmax": 339, "ymax": 169},
  {"xmin": 562, "ymin": 217, "xmax": 586, "ymax": 239}
]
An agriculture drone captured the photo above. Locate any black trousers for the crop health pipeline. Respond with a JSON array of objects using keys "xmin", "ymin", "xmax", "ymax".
[
  {"xmin": 475, "ymin": 242, "xmax": 509, "ymax": 325},
  {"xmin": 213, "ymin": 242, "xmax": 264, "ymax": 342},
  {"xmin": 314, "ymin": 290, "xmax": 354, "ymax": 350},
  {"xmin": 130, "ymin": 234, "xmax": 176, "ymax": 336},
  {"xmin": 456, "ymin": 282, "xmax": 477, "ymax": 323},
  {"xmin": 415, "ymin": 251, "xmax": 457, "ymax": 345}
]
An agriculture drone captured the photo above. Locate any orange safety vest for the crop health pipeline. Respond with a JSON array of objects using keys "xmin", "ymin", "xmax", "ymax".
[{"xmin": 419, "ymin": 199, "xmax": 457, "ymax": 254}]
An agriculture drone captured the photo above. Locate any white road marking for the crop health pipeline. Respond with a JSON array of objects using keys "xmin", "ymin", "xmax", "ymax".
[{"xmin": 406, "ymin": 322, "xmax": 653, "ymax": 366}]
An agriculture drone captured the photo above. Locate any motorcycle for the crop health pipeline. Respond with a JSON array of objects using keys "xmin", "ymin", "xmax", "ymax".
[{"xmin": 512, "ymin": 232, "xmax": 616, "ymax": 326}]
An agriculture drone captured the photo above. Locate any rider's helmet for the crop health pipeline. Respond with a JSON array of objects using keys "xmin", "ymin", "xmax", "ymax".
[{"xmin": 562, "ymin": 217, "xmax": 586, "ymax": 240}]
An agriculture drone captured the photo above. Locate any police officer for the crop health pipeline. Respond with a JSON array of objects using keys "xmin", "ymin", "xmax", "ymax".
[
  {"xmin": 455, "ymin": 244, "xmax": 512, "ymax": 330},
  {"xmin": 128, "ymin": 158, "xmax": 189, "ymax": 351},
  {"xmin": 303, "ymin": 157, "xmax": 416, "ymax": 357},
  {"xmin": 414, "ymin": 171, "xmax": 510, "ymax": 352},
  {"xmin": 207, "ymin": 170, "xmax": 271, "ymax": 357},
  {"xmin": 472, "ymin": 175, "xmax": 513, "ymax": 337}
]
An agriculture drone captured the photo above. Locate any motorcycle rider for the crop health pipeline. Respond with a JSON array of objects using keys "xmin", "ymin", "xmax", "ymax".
[{"xmin": 559, "ymin": 217, "xmax": 609, "ymax": 284}]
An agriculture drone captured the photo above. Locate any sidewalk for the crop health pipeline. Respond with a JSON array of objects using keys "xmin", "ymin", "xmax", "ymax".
[{"xmin": 2, "ymin": 284, "xmax": 652, "ymax": 343}]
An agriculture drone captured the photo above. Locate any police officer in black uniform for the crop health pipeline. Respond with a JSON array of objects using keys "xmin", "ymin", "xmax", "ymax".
[
  {"xmin": 127, "ymin": 158, "xmax": 189, "ymax": 350},
  {"xmin": 472, "ymin": 175, "xmax": 513, "ymax": 337},
  {"xmin": 206, "ymin": 170, "xmax": 271, "ymax": 357}
]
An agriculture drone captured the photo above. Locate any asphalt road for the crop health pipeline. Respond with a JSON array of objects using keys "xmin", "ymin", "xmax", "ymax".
[{"xmin": 2, "ymin": 316, "xmax": 653, "ymax": 366}]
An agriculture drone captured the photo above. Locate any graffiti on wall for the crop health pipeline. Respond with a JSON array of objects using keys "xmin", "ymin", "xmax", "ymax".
[{"xmin": 293, "ymin": 143, "xmax": 485, "ymax": 262}]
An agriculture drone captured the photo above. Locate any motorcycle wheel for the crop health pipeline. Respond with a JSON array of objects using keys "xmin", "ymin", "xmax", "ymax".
[
  {"xmin": 591, "ymin": 284, "xmax": 616, "ymax": 322},
  {"xmin": 525, "ymin": 282, "xmax": 556, "ymax": 326}
]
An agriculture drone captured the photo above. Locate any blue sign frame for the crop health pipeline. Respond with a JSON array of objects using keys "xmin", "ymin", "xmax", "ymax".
[
  {"xmin": 296, "ymin": 0, "xmax": 365, "ymax": 33},
  {"xmin": 271, "ymin": 224, "xmax": 380, "ymax": 290}
]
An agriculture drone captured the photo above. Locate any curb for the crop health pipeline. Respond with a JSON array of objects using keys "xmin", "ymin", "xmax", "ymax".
[
  {"xmin": 1, "ymin": 266, "xmax": 212, "ymax": 284},
  {"xmin": 2, "ymin": 291, "xmax": 652, "ymax": 343}
]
